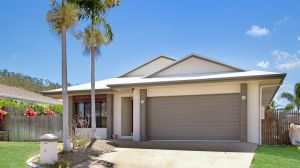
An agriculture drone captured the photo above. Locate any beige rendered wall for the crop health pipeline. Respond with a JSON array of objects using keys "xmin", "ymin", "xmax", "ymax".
[
  {"xmin": 147, "ymin": 82, "xmax": 241, "ymax": 97},
  {"xmin": 247, "ymin": 81, "xmax": 260, "ymax": 144},
  {"xmin": 152, "ymin": 57, "xmax": 234, "ymax": 77},
  {"xmin": 124, "ymin": 57, "xmax": 174, "ymax": 77}
]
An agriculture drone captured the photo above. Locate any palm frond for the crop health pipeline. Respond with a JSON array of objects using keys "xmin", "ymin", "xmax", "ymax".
[
  {"xmin": 46, "ymin": 2, "xmax": 78, "ymax": 35},
  {"xmin": 105, "ymin": 0, "xmax": 120, "ymax": 8},
  {"xmin": 81, "ymin": 26, "xmax": 106, "ymax": 56},
  {"xmin": 284, "ymin": 103, "xmax": 295, "ymax": 110},
  {"xmin": 279, "ymin": 92, "xmax": 295, "ymax": 103},
  {"xmin": 94, "ymin": 16, "xmax": 113, "ymax": 42}
]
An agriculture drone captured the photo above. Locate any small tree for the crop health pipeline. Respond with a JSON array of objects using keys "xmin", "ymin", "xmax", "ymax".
[{"xmin": 279, "ymin": 82, "xmax": 300, "ymax": 111}]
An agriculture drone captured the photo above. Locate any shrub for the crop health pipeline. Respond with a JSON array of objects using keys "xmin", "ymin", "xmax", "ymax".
[
  {"xmin": 0, "ymin": 107, "xmax": 7, "ymax": 121},
  {"xmin": 49, "ymin": 104, "xmax": 63, "ymax": 114},
  {"xmin": 31, "ymin": 104, "xmax": 46, "ymax": 115},
  {"xmin": 44, "ymin": 109, "xmax": 56, "ymax": 116},
  {"xmin": 0, "ymin": 99, "xmax": 62, "ymax": 116},
  {"xmin": 71, "ymin": 135, "xmax": 90, "ymax": 150},
  {"xmin": 23, "ymin": 107, "xmax": 37, "ymax": 117}
]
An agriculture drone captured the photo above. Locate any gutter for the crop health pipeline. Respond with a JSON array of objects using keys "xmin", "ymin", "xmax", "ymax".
[
  {"xmin": 42, "ymin": 88, "xmax": 115, "ymax": 96},
  {"xmin": 108, "ymin": 73, "xmax": 286, "ymax": 88}
]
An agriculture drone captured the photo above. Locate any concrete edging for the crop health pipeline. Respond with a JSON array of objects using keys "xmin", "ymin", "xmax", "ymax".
[{"xmin": 26, "ymin": 154, "xmax": 41, "ymax": 168}]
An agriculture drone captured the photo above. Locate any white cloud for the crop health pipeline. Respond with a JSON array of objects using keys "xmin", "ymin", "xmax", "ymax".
[
  {"xmin": 271, "ymin": 49, "xmax": 300, "ymax": 70},
  {"xmin": 276, "ymin": 60, "xmax": 300, "ymax": 70},
  {"xmin": 275, "ymin": 16, "xmax": 289, "ymax": 25},
  {"xmin": 271, "ymin": 49, "xmax": 290, "ymax": 61},
  {"xmin": 297, "ymin": 36, "xmax": 300, "ymax": 41},
  {"xmin": 246, "ymin": 25, "xmax": 270, "ymax": 37},
  {"xmin": 256, "ymin": 61, "xmax": 270, "ymax": 68}
]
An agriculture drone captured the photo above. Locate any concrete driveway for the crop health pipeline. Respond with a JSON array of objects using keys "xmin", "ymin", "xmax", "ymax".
[
  {"xmin": 83, "ymin": 141, "xmax": 257, "ymax": 168},
  {"xmin": 89, "ymin": 147, "xmax": 255, "ymax": 168}
]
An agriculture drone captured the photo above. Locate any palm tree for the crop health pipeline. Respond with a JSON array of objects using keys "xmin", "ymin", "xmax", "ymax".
[
  {"xmin": 69, "ymin": 0, "xmax": 119, "ymax": 134},
  {"xmin": 46, "ymin": 0, "xmax": 77, "ymax": 151},
  {"xmin": 267, "ymin": 100, "xmax": 281, "ymax": 110},
  {"xmin": 279, "ymin": 82, "xmax": 300, "ymax": 111}
]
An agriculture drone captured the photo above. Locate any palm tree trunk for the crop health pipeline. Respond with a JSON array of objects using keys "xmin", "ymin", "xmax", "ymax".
[
  {"xmin": 91, "ymin": 16, "xmax": 96, "ymax": 136},
  {"xmin": 61, "ymin": 0, "xmax": 71, "ymax": 152}
]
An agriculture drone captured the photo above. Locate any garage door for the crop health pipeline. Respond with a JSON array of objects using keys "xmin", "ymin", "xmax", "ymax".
[{"xmin": 147, "ymin": 94, "xmax": 241, "ymax": 140}]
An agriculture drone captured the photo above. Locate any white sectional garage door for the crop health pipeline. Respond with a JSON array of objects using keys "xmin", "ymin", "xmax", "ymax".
[{"xmin": 147, "ymin": 94, "xmax": 241, "ymax": 140}]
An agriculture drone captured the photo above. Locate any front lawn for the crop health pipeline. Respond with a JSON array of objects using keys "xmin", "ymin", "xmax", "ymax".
[
  {"xmin": 251, "ymin": 145, "xmax": 300, "ymax": 168},
  {"xmin": 0, "ymin": 142, "xmax": 39, "ymax": 168}
]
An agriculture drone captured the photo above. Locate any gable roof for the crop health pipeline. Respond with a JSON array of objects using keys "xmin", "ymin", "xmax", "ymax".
[
  {"xmin": 146, "ymin": 53, "xmax": 246, "ymax": 78},
  {"xmin": 119, "ymin": 55, "xmax": 176, "ymax": 77},
  {"xmin": 0, "ymin": 84, "xmax": 61, "ymax": 104}
]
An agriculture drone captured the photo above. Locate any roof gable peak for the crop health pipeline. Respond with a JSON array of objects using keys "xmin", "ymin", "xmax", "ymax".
[
  {"xmin": 119, "ymin": 55, "xmax": 176, "ymax": 77},
  {"xmin": 146, "ymin": 53, "xmax": 246, "ymax": 78}
]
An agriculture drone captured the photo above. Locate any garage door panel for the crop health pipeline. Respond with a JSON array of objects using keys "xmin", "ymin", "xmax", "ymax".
[{"xmin": 147, "ymin": 94, "xmax": 241, "ymax": 140}]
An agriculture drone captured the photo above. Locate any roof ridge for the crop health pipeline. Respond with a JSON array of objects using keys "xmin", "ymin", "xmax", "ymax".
[{"xmin": 118, "ymin": 54, "xmax": 176, "ymax": 77}]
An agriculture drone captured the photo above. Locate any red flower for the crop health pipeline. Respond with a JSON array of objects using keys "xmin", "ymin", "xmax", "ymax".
[
  {"xmin": 44, "ymin": 109, "xmax": 55, "ymax": 116},
  {"xmin": 24, "ymin": 108, "xmax": 37, "ymax": 117},
  {"xmin": 0, "ymin": 109, "xmax": 7, "ymax": 121}
]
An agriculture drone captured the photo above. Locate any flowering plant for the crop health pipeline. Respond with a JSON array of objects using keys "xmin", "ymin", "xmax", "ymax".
[
  {"xmin": 24, "ymin": 107, "xmax": 37, "ymax": 117},
  {"xmin": 44, "ymin": 109, "xmax": 55, "ymax": 116},
  {"xmin": 0, "ymin": 107, "xmax": 7, "ymax": 121}
]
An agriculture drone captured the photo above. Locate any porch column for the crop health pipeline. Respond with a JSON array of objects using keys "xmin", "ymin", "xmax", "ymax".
[
  {"xmin": 140, "ymin": 89, "xmax": 147, "ymax": 141},
  {"xmin": 106, "ymin": 94, "xmax": 114, "ymax": 139},
  {"xmin": 240, "ymin": 83, "xmax": 247, "ymax": 142},
  {"xmin": 133, "ymin": 89, "xmax": 140, "ymax": 141}
]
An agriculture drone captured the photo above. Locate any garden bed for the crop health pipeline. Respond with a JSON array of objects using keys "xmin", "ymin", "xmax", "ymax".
[{"xmin": 33, "ymin": 139, "xmax": 117, "ymax": 167}]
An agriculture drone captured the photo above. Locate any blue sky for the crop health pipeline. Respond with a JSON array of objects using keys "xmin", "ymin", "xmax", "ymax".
[{"xmin": 0, "ymin": 0, "xmax": 299, "ymax": 103}]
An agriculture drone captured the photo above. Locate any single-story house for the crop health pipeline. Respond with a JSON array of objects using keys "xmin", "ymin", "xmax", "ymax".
[
  {"xmin": 0, "ymin": 84, "xmax": 61, "ymax": 104},
  {"xmin": 43, "ymin": 53, "xmax": 285, "ymax": 144}
]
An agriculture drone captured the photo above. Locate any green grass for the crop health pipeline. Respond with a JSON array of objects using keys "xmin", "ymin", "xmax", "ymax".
[
  {"xmin": 0, "ymin": 142, "xmax": 39, "ymax": 168},
  {"xmin": 251, "ymin": 145, "xmax": 300, "ymax": 168}
]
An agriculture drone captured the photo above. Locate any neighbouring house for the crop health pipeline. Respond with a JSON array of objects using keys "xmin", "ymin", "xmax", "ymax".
[
  {"xmin": 0, "ymin": 84, "xmax": 61, "ymax": 105},
  {"xmin": 43, "ymin": 53, "xmax": 285, "ymax": 144}
]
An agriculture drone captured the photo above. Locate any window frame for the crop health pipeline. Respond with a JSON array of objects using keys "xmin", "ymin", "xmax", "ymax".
[{"xmin": 75, "ymin": 101, "xmax": 107, "ymax": 128}]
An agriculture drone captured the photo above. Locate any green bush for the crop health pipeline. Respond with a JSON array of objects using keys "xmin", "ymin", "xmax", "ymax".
[
  {"xmin": 0, "ymin": 99, "xmax": 62, "ymax": 116},
  {"xmin": 31, "ymin": 104, "xmax": 46, "ymax": 115},
  {"xmin": 49, "ymin": 104, "xmax": 63, "ymax": 114}
]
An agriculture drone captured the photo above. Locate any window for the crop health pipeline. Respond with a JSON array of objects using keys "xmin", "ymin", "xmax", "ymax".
[
  {"xmin": 75, "ymin": 101, "xmax": 107, "ymax": 128},
  {"xmin": 96, "ymin": 102, "xmax": 107, "ymax": 128}
]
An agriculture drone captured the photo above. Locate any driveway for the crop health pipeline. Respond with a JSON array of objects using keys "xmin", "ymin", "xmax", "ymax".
[
  {"xmin": 81, "ymin": 141, "xmax": 257, "ymax": 168},
  {"xmin": 88, "ymin": 147, "xmax": 255, "ymax": 168}
]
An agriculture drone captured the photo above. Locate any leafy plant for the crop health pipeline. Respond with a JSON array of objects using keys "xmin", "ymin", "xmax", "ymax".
[
  {"xmin": 44, "ymin": 109, "xmax": 56, "ymax": 116},
  {"xmin": 49, "ymin": 104, "xmax": 63, "ymax": 114},
  {"xmin": 31, "ymin": 104, "xmax": 46, "ymax": 115},
  {"xmin": 0, "ymin": 99, "xmax": 62, "ymax": 116},
  {"xmin": 23, "ymin": 108, "xmax": 37, "ymax": 117},
  {"xmin": 71, "ymin": 135, "xmax": 90, "ymax": 150},
  {"xmin": 0, "ymin": 107, "xmax": 8, "ymax": 121}
]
